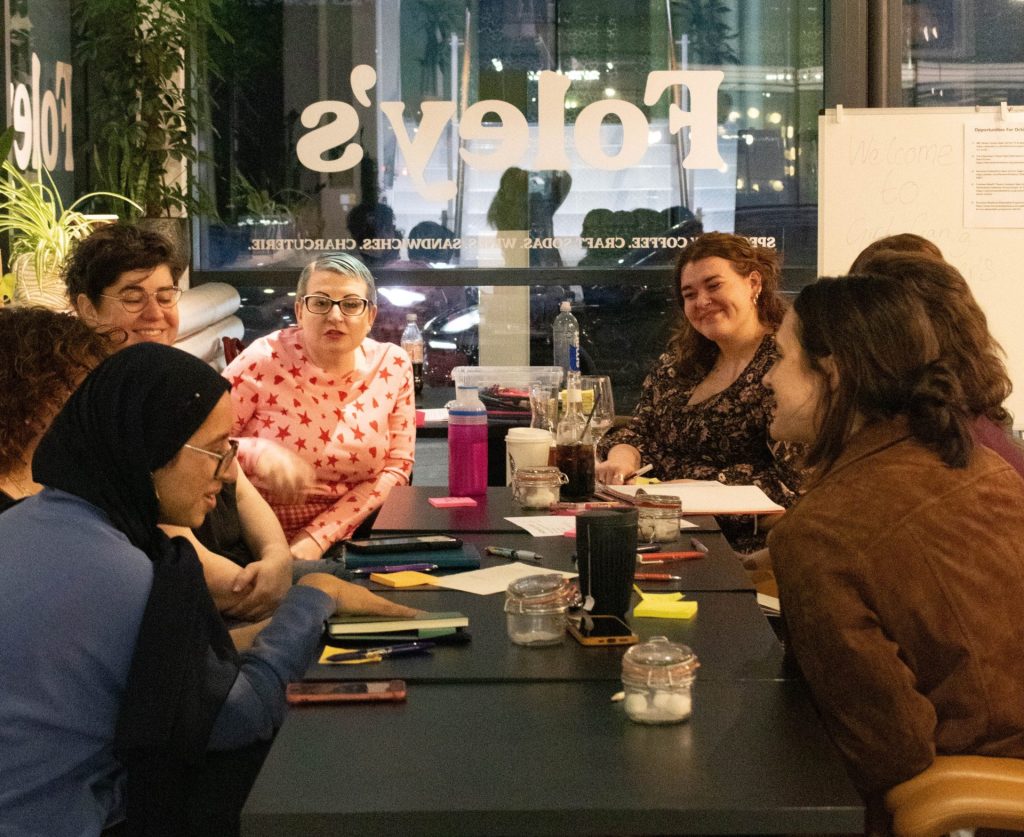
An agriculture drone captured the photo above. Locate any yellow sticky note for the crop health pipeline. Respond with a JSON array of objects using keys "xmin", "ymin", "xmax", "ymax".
[
  {"xmin": 368, "ymin": 571, "xmax": 439, "ymax": 588},
  {"xmin": 318, "ymin": 646, "xmax": 379, "ymax": 665},
  {"xmin": 633, "ymin": 591, "xmax": 699, "ymax": 620}
]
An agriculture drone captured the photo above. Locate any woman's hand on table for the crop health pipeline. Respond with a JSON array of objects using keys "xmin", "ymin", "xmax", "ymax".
[
  {"xmin": 596, "ymin": 444, "xmax": 642, "ymax": 484},
  {"xmin": 297, "ymin": 573, "xmax": 423, "ymax": 618},
  {"xmin": 249, "ymin": 440, "xmax": 316, "ymax": 503}
]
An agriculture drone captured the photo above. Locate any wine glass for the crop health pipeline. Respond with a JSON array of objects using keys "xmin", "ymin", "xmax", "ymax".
[{"xmin": 580, "ymin": 375, "xmax": 615, "ymax": 445}]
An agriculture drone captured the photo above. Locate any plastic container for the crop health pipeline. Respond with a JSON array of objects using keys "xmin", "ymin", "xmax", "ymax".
[
  {"xmin": 504, "ymin": 574, "xmax": 574, "ymax": 646},
  {"xmin": 512, "ymin": 466, "xmax": 568, "ymax": 509},
  {"xmin": 621, "ymin": 636, "xmax": 700, "ymax": 724},
  {"xmin": 552, "ymin": 301, "xmax": 580, "ymax": 374},
  {"xmin": 447, "ymin": 385, "xmax": 488, "ymax": 496},
  {"xmin": 636, "ymin": 494, "xmax": 682, "ymax": 543},
  {"xmin": 400, "ymin": 313, "xmax": 424, "ymax": 395}
]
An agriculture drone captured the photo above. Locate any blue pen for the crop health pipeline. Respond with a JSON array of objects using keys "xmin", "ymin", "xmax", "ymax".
[
  {"xmin": 349, "ymin": 563, "xmax": 439, "ymax": 575},
  {"xmin": 326, "ymin": 641, "xmax": 435, "ymax": 662}
]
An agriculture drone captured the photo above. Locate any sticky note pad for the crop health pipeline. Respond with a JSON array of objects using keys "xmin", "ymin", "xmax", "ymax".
[
  {"xmin": 633, "ymin": 592, "xmax": 699, "ymax": 620},
  {"xmin": 428, "ymin": 496, "xmax": 478, "ymax": 508},
  {"xmin": 318, "ymin": 646, "xmax": 378, "ymax": 665},
  {"xmin": 369, "ymin": 571, "xmax": 438, "ymax": 588}
]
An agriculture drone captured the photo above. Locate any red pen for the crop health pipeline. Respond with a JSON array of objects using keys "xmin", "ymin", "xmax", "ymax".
[
  {"xmin": 638, "ymin": 551, "xmax": 705, "ymax": 563},
  {"xmin": 635, "ymin": 572, "xmax": 683, "ymax": 581}
]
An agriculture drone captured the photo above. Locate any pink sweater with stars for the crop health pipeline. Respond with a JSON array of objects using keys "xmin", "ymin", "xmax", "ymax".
[{"xmin": 225, "ymin": 329, "xmax": 415, "ymax": 549}]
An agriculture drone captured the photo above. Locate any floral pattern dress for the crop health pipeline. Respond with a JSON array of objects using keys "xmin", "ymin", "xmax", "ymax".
[{"xmin": 598, "ymin": 334, "xmax": 803, "ymax": 552}]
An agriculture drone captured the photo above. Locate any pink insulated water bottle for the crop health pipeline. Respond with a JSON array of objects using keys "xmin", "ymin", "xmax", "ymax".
[{"xmin": 448, "ymin": 385, "xmax": 488, "ymax": 495}]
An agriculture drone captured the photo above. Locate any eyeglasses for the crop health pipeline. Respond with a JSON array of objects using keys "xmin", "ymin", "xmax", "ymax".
[
  {"xmin": 100, "ymin": 287, "xmax": 182, "ymax": 312},
  {"xmin": 301, "ymin": 295, "xmax": 371, "ymax": 317},
  {"xmin": 183, "ymin": 439, "xmax": 238, "ymax": 479}
]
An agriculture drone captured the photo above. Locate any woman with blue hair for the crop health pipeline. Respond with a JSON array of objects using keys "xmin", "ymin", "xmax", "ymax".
[{"xmin": 225, "ymin": 253, "xmax": 416, "ymax": 560}]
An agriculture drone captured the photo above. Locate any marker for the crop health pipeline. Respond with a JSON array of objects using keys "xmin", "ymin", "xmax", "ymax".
[
  {"xmin": 690, "ymin": 537, "xmax": 709, "ymax": 554},
  {"xmin": 485, "ymin": 546, "xmax": 543, "ymax": 562},
  {"xmin": 635, "ymin": 572, "xmax": 683, "ymax": 581},
  {"xmin": 326, "ymin": 641, "xmax": 435, "ymax": 662},
  {"xmin": 349, "ymin": 563, "xmax": 439, "ymax": 575},
  {"xmin": 638, "ymin": 551, "xmax": 705, "ymax": 562},
  {"xmin": 623, "ymin": 463, "xmax": 654, "ymax": 482}
]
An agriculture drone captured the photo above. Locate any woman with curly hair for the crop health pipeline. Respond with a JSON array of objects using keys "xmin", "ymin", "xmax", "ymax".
[
  {"xmin": 0, "ymin": 307, "xmax": 115, "ymax": 512},
  {"xmin": 764, "ymin": 273, "xmax": 1024, "ymax": 822},
  {"xmin": 596, "ymin": 232, "xmax": 803, "ymax": 551}
]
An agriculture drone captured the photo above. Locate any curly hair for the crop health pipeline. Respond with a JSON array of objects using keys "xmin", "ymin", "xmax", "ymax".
[
  {"xmin": 0, "ymin": 308, "xmax": 117, "ymax": 474},
  {"xmin": 667, "ymin": 232, "xmax": 787, "ymax": 372},
  {"xmin": 852, "ymin": 250, "xmax": 1011, "ymax": 424},
  {"xmin": 64, "ymin": 223, "xmax": 185, "ymax": 306},
  {"xmin": 793, "ymin": 275, "xmax": 973, "ymax": 474}
]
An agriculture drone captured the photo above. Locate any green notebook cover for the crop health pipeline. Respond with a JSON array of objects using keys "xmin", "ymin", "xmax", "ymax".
[{"xmin": 326, "ymin": 611, "xmax": 468, "ymax": 637}]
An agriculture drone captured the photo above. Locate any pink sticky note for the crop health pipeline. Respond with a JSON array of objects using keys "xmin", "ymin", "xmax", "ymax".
[
  {"xmin": 415, "ymin": 410, "xmax": 425, "ymax": 427},
  {"xmin": 428, "ymin": 496, "xmax": 478, "ymax": 508},
  {"xmin": 562, "ymin": 530, "xmax": 577, "ymax": 538}
]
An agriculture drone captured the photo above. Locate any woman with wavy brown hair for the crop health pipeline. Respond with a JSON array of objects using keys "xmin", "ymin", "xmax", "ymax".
[
  {"xmin": 851, "ymin": 239, "xmax": 1022, "ymax": 477},
  {"xmin": 764, "ymin": 273, "xmax": 1024, "ymax": 822},
  {"xmin": 0, "ymin": 307, "xmax": 116, "ymax": 511},
  {"xmin": 596, "ymin": 232, "xmax": 802, "ymax": 551}
]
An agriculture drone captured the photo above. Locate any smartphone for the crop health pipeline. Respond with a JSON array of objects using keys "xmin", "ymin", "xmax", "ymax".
[
  {"xmin": 285, "ymin": 679, "xmax": 407, "ymax": 704},
  {"xmin": 343, "ymin": 535, "xmax": 463, "ymax": 554},
  {"xmin": 567, "ymin": 615, "xmax": 639, "ymax": 647}
]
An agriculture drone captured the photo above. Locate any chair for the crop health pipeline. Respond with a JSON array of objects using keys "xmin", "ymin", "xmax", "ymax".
[
  {"xmin": 222, "ymin": 336, "xmax": 246, "ymax": 365},
  {"xmin": 885, "ymin": 755, "xmax": 1024, "ymax": 837}
]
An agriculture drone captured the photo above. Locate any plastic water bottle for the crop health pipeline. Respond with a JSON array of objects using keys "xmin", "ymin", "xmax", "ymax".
[
  {"xmin": 552, "ymin": 300, "xmax": 580, "ymax": 373},
  {"xmin": 448, "ymin": 385, "xmax": 488, "ymax": 495},
  {"xmin": 400, "ymin": 313, "xmax": 424, "ymax": 395}
]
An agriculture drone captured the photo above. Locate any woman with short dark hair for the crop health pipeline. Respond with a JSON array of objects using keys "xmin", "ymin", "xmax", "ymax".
[{"xmin": 764, "ymin": 274, "xmax": 1024, "ymax": 814}]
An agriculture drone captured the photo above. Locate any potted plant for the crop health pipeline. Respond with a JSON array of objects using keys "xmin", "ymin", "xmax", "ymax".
[{"xmin": 0, "ymin": 129, "xmax": 141, "ymax": 309}]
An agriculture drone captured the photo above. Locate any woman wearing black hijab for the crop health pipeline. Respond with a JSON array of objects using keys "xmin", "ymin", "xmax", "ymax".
[{"xmin": 0, "ymin": 343, "xmax": 415, "ymax": 836}]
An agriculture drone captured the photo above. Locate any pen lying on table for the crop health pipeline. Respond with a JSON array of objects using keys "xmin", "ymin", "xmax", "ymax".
[
  {"xmin": 485, "ymin": 546, "xmax": 543, "ymax": 562},
  {"xmin": 638, "ymin": 551, "xmax": 706, "ymax": 562},
  {"xmin": 634, "ymin": 572, "xmax": 684, "ymax": 582},
  {"xmin": 326, "ymin": 641, "xmax": 435, "ymax": 662},
  {"xmin": 349, "ymin": 563, "xmax": 439, "ymax": 575}
]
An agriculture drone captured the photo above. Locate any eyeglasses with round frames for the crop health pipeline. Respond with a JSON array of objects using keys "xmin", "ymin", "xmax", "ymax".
[
  {"xmin": 100, "ymin": 286, "xmax": 182, "ymax": 313},
  {"xmin": 182, "ymin": 438, "xmax": 238, "ymax": 480},
  {"xmin": 301, "ymin": 294, "xmax": 370, "ymax": 317}
]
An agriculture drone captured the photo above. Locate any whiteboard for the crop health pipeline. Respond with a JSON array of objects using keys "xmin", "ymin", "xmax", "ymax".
[{"xmin": 818, "ymin": 105, "xmax": 1024, "ymax": 427}]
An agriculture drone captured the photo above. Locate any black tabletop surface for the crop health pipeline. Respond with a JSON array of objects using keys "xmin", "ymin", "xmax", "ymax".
[
  {"xmin": 314, "ymin": 591, "xmax": 787, "ymax": 684},
  {"xmin": 241, "ymin": 680, "xmax": 863, "ymax": 836},
  {"xmin": 373, "ymin": 485, "xmax": 722, "ymax": 535}
]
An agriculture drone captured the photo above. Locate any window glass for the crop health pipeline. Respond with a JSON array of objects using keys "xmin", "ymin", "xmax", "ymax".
[
  {"xmin": 902, "ymin": 0, "xmax": 1024, "ymax": 106},
  {"xmin": 200, "ymin": 0, "xmax": 823, "ymax": 408}
]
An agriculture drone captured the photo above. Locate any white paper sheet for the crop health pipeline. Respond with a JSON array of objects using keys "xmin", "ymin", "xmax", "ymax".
[
  {"xmin": 504, "ymin": 516, "xmax": 577, "ymax": 537},
  {"xmin": 431, "ymin": 562, "xmax": 576, "ymax": 595}
]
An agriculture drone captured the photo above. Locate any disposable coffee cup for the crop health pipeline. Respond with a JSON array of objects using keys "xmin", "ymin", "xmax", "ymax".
[
  {"xmin": 576, "ymin": 508, "xmax": 640, "ymax": 618},
  {"xmin": 506, "ymin": 427, "xmax": 554, "ymax": 485}
]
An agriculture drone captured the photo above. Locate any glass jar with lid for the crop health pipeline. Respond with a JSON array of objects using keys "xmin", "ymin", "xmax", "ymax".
[
  {"xmin": 504, "ymin": 573, "xmax": 574, "ymax": 646},
  {"xmin": 512, "ymin": 465, "xmax": 568, "ymax": 510},
  {"xmin": 621, "ymin": 636, "xmax": 700, "ymax": 724},
  {"xmin": 636, "ymin": 494, "xmax": 682, "ymax": 543}
]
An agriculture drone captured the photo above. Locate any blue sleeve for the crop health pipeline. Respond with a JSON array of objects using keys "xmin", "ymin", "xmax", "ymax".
[{"xmin": 208, "ymin": 585, "xmax": 333, "ymax": 750}]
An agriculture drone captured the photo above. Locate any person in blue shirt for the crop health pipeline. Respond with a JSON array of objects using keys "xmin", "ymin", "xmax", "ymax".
[{"xmin": 0, "ymin": 343, "xmax": 416, "ymax": 836}]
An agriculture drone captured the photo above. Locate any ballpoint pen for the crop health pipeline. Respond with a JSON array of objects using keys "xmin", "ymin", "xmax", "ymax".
[
  {"xmin": 622, "ymin": 463, "xmax": 654, "ymax": 482},
  {"xmin": 349, "ymin": 563, "xmax": 439, "ymax": 575},
  {"xmin": 485, "ymin": 546, "xmax": 544, "ymax": 562},
  {"xmin": 326, "ymin": 641, "xmax": 435, "ymax": 662},
  {"xmin": 634, "ymin": 572, "xmax": 683, "ymax": 581}
]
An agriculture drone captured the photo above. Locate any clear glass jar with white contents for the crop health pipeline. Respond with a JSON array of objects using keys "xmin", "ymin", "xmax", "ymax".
[
  {"xmin": 512, "ymin": 466, "xmax": 568, "ymax": 510},
  {"xmin": 504, "ymin": 574, "xmax": 573, "ymax": 646},
  {"xmin": 636, "ymin": 494, "xmax": 682, "ymax": 543},
  {"xmin": 621, "ymin": 636, "xmax": 699, "ymax": 724}
]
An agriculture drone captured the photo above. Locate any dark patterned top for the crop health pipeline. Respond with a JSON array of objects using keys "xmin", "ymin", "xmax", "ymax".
[{"xmin": 599, "ymin": 333, "xmax": 804, "ymax": 552}]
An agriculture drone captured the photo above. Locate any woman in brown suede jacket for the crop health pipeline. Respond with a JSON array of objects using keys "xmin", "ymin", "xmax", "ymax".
[{"xmin": 762, "ymin": 275, "xmax": 1024, "ymax": 811}]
